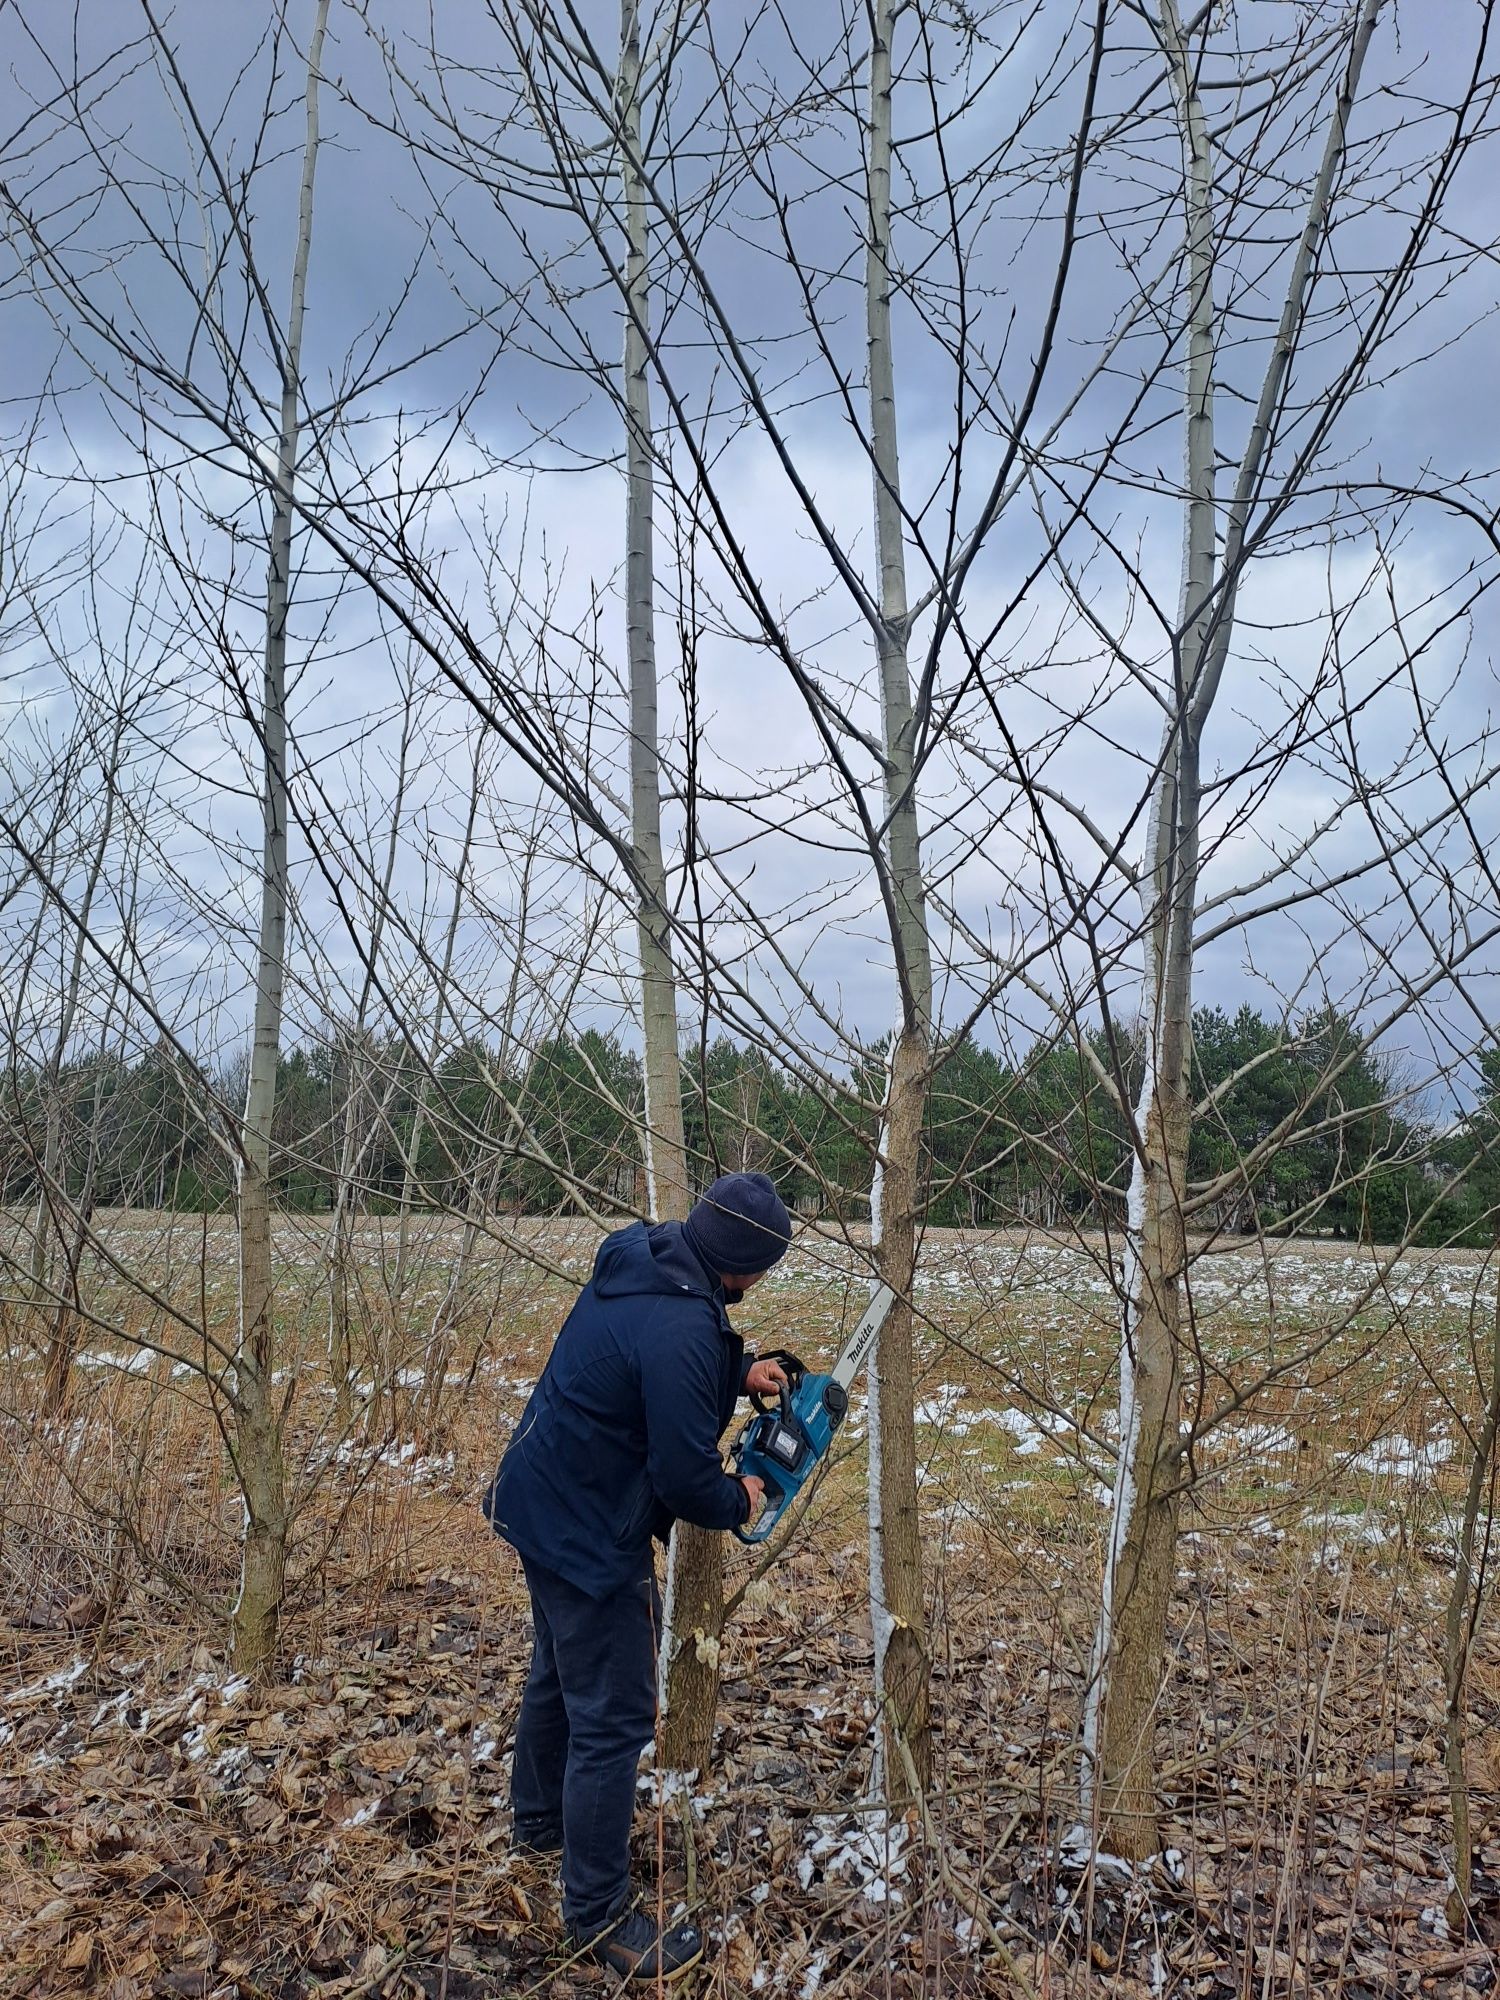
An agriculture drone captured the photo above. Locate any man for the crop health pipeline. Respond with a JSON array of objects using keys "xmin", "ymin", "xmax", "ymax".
[{"xmin": 483, "ymin": 1170, "xmax": 793, "ymax": 1983}]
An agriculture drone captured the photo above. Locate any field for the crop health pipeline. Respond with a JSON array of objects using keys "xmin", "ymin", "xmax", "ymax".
[{"xmin": 3, "ymin": 1215, "xmax": 1499, "ymax": 1998}]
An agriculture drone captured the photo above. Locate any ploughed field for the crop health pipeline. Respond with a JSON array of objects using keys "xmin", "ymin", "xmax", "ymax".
[{"xmin": 1, "ymin": 1213, "xmax": 1498, "ymax": 1997}]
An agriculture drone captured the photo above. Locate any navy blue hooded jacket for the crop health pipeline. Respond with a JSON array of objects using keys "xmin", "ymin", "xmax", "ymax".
[{"xmin": 483, "ymin": 1220, "xmax": 755, "ymax": 1600}]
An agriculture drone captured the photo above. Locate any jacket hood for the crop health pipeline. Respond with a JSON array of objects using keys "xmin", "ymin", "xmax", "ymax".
[{"xmin": 592, "ymin": 1219, "xmax": 720, "ymax": 1302}]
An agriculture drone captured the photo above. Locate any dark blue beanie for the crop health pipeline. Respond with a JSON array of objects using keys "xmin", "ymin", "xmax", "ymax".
[{"xmin": 684, "ymin": 1172, "xmax": 792, "ymax": 1277}]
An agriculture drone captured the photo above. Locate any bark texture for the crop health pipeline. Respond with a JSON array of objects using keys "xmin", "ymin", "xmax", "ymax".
[{"xmin": 869, "ymin": 1025, "xmax": 931, "ymax": 1795}]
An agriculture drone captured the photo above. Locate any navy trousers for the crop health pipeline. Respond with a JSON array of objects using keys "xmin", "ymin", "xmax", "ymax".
[{"xmin": 510, "ymin": 1556, "xmax": 660, "ymax": 1933}]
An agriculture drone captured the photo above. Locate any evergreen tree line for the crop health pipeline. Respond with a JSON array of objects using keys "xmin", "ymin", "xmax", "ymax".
[{"xmin": 3, "ymin": 1005, "xmax": 1496, "ymax": 1245}]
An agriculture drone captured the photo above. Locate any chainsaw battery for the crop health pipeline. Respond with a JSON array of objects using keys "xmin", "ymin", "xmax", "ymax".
[
  {"xmin": 732, "ymin": 1368, "xmax": 857, "ymax": 1544},
  {"xmin": 746, "ymin": 1409, "xmax": 811, "ymax": 1476}
]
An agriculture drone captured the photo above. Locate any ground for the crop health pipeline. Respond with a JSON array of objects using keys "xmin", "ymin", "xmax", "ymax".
[{"xmin": 3, "ymin": 1216, "xmax": 1499, "ymax": 1996}]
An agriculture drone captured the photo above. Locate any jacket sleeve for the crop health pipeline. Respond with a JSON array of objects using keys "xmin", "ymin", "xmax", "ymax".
[
  {"xmin": 738, "ymin": 1351, "xmax": 757, "ymax": 1395},
  {"xmin": 639, "ymin": 1312, "xmax": 751, "ymax": 1530}
]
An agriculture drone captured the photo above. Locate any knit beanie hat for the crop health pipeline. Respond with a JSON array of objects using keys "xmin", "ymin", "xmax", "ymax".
[{"xmin": 684, "ymin": 1172, "xmax": 792, "ymax": 1277}]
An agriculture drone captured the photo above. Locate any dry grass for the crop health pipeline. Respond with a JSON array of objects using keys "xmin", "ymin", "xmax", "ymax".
[{"xmin": 1, "ymin": 1216, "xmax": 1498, "ymax": 1996}]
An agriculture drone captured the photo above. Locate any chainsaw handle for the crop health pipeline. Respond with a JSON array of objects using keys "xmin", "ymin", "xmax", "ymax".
[
  {"xmin": 733, "ymin": 1484, "xmax": 789, "ymax": 1545},
  {"xmin": 749, "ymin": 1379, "xmax": 794, "ymax": 1419},
  {"xmin": 746, "ymin": 1349, "xmax": 808, "ymax": 1412}
]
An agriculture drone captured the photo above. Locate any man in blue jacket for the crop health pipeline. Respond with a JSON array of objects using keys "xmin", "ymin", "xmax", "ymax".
[{"xmin": 484, "ymin": 1171, "xmax": 793, "ymax": 1983}]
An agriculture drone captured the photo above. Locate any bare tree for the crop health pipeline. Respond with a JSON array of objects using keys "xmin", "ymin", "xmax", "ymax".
[
  {"xmin": 231, "ymin": 0, "xmax": 333, "ymax": 1671},
  {"xmin": 1064, "ymin": 0, "xmax": 1500, "ymax": 1855},
  {"xmin": 608, "ymin": 0, "xmax": 726, "ymax": 1774},
  {"xmin": 858, "ymin": 0, "xmax": 938, "ymax": 1796}
]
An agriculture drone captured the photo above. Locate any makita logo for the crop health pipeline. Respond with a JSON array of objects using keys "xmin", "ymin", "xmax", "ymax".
[{"xmin": 833, "ymin": 1286, "xmax": 895, "ymax": 1388}]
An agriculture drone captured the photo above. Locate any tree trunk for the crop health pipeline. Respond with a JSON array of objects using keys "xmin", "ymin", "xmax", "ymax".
[
  {"xmin": 1082, "ymin": 677, "xmax": 1199, "ymax": 1852},
  {"xmin": 413, "ymin": 1163, "xmax": 491, "ymax": 1441},
  {"xmin": 230, "ymin": 0, "xmax": 329, "ymax": 1676},
  {"xmin": 1080, "ymin": 0, "xmax": 1212, "ymax": 1850},
  {"xmin": 863, "ymin": 0, "xmax": 932, "ymax": 1802},
  {"xmin": 29, "ymin": 1089, "xmax": 66, "ymax": 1333},
  {"xmin": 233, "ymin": 1363, "xmax": 289, "ymax": 1672},
  {"xmin": 612, "ymin": 0, "xmax": 714, "ymax": 1772},
  {"xmin": 869, "ymin": 1026, "xmax": 931, "ymax": 1795},
  {"xmin": 42, "ymin": 1017, "xmax": 111, "ymax": 1416},
  {"xmin": 1084, "ymin": 1060, "xmax": 1190, "ymax": 1856},
  {"xmin": 621, "ymin": 9, "xmax": 689, "ymax": 1237},
  {"xmin": 327, "ymin": 1027, "xmax": 359, "ymax": 1434}
]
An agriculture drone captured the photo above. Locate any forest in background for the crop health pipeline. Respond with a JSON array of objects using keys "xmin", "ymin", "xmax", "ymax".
[{"xmin": 5, "ymin": 1007, "xmax": 1498, "ymax": 1244}]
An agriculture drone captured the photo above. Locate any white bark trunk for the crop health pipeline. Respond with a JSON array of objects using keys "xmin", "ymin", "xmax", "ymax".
[
  {"xmin": 231, "ymin": 0, "xmax": 330, "ymax": 1676},
  {"xmin": 621, "ymin": 6, "xmax": 690, "ymax": 1230},
  {"xmin": 863, "ymin": 0, "xmax": 933, "ymax": 1801},
  {"xmin": 866, "ymin": 1038, "xmax": 892, "ymax": 1790},
  {"xmin": 614, "ymin": 0, "xmax": 714, "ymax": 1771},
  {"xmin": 1080, "ymin": 0, "xmax": 1212, "ymax": 1852}
]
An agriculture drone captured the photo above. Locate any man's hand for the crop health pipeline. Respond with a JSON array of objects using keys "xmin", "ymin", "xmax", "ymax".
[
  {"xmin": 740, "ymin": 1475, "xmax": 766, "ymax": 1519},
  {"xmin": 744, "ymin": 1357, "xmax": 790, "ymax": 1398}
]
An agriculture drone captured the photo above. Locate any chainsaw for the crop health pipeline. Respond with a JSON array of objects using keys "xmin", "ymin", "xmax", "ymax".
[{"xmin": 731, "ymin": 1283, "xmax": 896, "ymax": 1545}]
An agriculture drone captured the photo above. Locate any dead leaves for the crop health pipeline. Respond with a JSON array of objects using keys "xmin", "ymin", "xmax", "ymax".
[
  {"xmin": 5, "ymin": 1526, "xmax": 1500, "ymax": 2000},
  {"xmin": 722, "ymin": 1917, "xmax": 757, "ymax": 1988}
]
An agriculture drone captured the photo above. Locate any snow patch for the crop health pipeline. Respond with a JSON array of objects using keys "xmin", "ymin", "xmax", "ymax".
[
  {"xmin": 1057, "ymin": 1822, "xmax": 1135, "ymax": 1881},
  {"xmin": 638, "ymin": 1769, "xmax": 719, "ymax": 1820},
  {"xmin": 798, "ymin": 1811, "xmax": 909, "ymax": 1905},
  {"xmin": 1350, "ymin": 1435, "xmax": 1453, "ymax": 1480},
  {"xmin": 330, "ymin": 1437, "xmax": 456, "ymax": 1485},
  {"xmin": 799, "ymin": 1949, "xmax": 832, "ymax": 1998},
  {"xmin": 76, "ymin": 1347, "xmax": 155, "ymax": 1374},
  {"xmin": 8, "ymin": 1658, "xmax": 88, "ymax": 1705}
]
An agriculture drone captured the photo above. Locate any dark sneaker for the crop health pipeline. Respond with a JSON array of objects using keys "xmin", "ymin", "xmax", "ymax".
[
  {"xmin": 575, "ymin": 1905, "xmax": 704, "ymax": 1982},
  {"xmin": 510, "ymin": 1827, "xmax": 563, "ymax": 1859}
]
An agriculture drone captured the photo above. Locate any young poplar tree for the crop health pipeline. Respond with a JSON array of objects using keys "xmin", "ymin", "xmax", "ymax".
[
  {"xmin": 614, "ymin": 0, "xmax": 722, "ymax": 1772},
  {"xmin": 12, "ymin": 0, "xmax": 350, "ymax": 1675},
  {"xmin": 860, "ymin": 0, "xmax": 935, "ymax": 1796},
  {"xmin": 1073, "ymin": 0, "xmax": 1496, "ymax": 1854},
  {"xmin": 232, "ymin": 0, "xmax": 332, "ymax": 1671}
]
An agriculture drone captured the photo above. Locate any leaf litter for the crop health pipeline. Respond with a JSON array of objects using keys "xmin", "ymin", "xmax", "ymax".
[{"xmin": 5, "ymin": 1231, "xmax": 1500, "ymax": 1996}]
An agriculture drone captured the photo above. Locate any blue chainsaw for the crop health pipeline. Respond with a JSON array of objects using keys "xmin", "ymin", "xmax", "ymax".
[{"xmin": 731, "ymin": 1283, "xmax": 895, "ymax": 1545}]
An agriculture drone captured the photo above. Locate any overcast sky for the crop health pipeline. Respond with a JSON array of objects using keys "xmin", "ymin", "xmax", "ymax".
[{"xmin": 2, "ymin": 0, "xmax": 1497, "ymax": 1112}]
